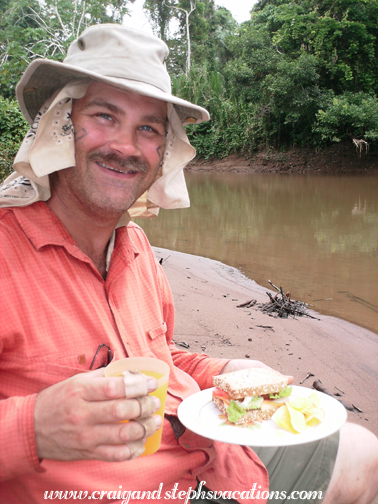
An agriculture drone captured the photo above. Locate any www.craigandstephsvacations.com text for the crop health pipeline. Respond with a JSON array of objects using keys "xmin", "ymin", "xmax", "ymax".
[{"xmin": 43, "ymin": 481, "xmax": 323, "ymax": 502}]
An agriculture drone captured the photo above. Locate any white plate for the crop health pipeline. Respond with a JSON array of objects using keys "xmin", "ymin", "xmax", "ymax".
[{"xmin": 177, "ymin": 385, "xmax": 347, "ymax": 447}]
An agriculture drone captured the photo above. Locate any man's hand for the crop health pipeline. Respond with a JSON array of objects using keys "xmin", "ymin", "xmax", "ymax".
[
  {"xmin": 34, "ymin": 369, "xmax": 161, "ymax": 462},
  {"xmin": 220, "ymin": 359, "xmax": 294, "ymax": 384}
]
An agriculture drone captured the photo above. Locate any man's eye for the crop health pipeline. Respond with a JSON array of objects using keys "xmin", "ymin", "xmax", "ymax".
[
  {"xmin": 140, "ymin": 125, "xmax": 165, "ymax": 136},
  {"xmin": 97, "ymin": 113, "xmax": 112, "ymax": 121}
]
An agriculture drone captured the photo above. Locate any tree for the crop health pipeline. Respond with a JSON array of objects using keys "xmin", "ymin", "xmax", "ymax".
[
  {"xmin": 250, "ymin": 0, "xmax": 378, "ymax": 94},
  {"xmin": 143, "ymin": 1, "xmax": 237, "ymax": 76},
  {"xmin": 205, "ymin": 7, "xmax": 237, "ymax": 72},
  {"xmin": 313, "ymin": 91, "xmax": 378, "ymax": 145},
  {"xmin": 143, "ymin": 0, "xmax": 172, "ymax": 41},
  {"xmin": 0, "ymin": 0, "xmax": 135, "ymax": 98},
  {"xmin": 164, "ymin": 0, "xmax": 197, "ymax": 74}
]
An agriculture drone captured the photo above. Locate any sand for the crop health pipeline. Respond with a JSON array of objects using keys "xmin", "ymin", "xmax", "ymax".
[{"xmin": 154, "ymin": 247, "xmax": 378, "ymax": 438}]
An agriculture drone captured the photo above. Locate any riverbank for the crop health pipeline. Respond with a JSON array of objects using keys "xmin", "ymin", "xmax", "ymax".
[
  {"xmin": 187, "ymin": 142, "xmax": 378, "ymax": 175},
  {"xmin": 154, "ymin": 247, "xmax": 378, "ymax": 437}
]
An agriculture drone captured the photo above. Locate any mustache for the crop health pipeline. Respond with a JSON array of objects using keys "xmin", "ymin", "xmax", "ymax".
[{"xmin": 88, "ymin": 151, "xmax": 149, "ymax": 173}]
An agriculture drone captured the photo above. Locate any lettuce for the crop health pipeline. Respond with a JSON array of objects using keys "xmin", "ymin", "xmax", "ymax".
[
  {"xmin": 226, "ymin": 396, "xmax": 263, "ymax": 423},
  {"xmin": 269, "ymin": 386, "xmax": 292, "ymax": 399},
  {"xmin": 241, "ymin": 396, "xmax": 264, "ymax": 409}
]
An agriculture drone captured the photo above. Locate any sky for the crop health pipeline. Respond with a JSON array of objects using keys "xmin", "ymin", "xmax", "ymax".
[
  {"xmin": 215, "ymin": 0, "xmax": 258, "ymax": 23},
  {"xmin": 123, "ymin": 1, "xmax": 258, "ymax": 32}
]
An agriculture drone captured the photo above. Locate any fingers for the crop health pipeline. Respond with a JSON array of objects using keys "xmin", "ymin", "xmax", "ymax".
[
  {"xmin": 80, "ymin": 414, "xmax": 161, "ymax": 450},
  {"xmin": 122, "ymin": 370, "xmax": 148, "ymax": 398},
  {"xmin": 34, "ymin": 369, "xmax": 162, "ymax": 462},
  {"xmin": 45, "ymin": 413, "xmax": 162, "ymax": 462},
  {"xmin": 88, "ymin": 395, "xmax": 159, "ymax": 424},
  {"xmin": 136, "ymin": 395, "xmax": 159, "ymax": 418},
  {"xmin": 220, "ymin": 360, "xmax": 294, "ymax": 384},
  {"xmin": 94, "ymin": 439, "xmax": 147, "ymax": 462},
  {"xmin": 84, "ymin": 370, "xmax": 160, "ymax": 423},
  {"xmin": 134, "ymin": 417, "xmax": 158, "ymax": 438},
  {"xmin": 220, "ymin": 359, "xmax": 273, "ymax": 374},
  {"xmin": 81, "ymin": 370, "xmax": 158, "ymax": 402},
  {"xmin": 125, "ymin": 439, "xmax": 147, "ymax": 460},
  {"xmin": 103, "ymin": 414, "xmax": 161, "ymax": 445},
  {"xmin": 69, "ymin": 371, "xmax": 161, "ymax": 433}
]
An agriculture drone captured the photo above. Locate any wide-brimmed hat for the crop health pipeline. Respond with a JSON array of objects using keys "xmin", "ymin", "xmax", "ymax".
[{"xmin": 16, "ymin": 23, "xmax": 209, "ymax": 126}]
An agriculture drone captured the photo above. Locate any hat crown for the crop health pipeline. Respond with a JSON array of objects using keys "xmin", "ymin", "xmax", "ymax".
[
  {"xmin": 16, "ymin": 24, "xmax": 209, "ymax": 126},
  {"xmin": 64, "ymin": 24, "xmax": 171, "ymax": 94}
]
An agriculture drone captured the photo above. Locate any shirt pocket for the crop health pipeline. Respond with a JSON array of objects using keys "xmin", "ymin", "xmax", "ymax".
[
  {"xmin": 14, "ymin": 344, "xmax": 114, "ymax": 393},
  {"xmin": 148, "ymin": 322, "xmax": 167, "ymax": 344},
  {"xmin": 137, "ymin": 322, "xmax": 172, "ymax": 363},
  {"xmin": 44, "ymin": 344, "xmax": 115, "ymax": 378}
]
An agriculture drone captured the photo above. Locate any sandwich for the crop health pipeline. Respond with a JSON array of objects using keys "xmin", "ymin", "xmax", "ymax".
[{"xmin": 212, "ymin": 367, "xmax": 292, "ymax": 426}]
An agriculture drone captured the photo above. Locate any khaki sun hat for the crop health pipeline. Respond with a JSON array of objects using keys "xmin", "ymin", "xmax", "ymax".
[{"xmin": 16, "ymin": 23, "xmax": 209, "ymax": 126}]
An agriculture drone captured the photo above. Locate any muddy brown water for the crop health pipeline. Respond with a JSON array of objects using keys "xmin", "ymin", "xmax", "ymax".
[{"xmin": 136, "ymin": 172, "xmax": 378, "ymax": 336}]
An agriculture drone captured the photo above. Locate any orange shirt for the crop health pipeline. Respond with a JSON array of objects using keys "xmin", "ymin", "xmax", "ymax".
[{"xmin": 0, "ymin": 202, "xmax": 268, "ymax": 503}]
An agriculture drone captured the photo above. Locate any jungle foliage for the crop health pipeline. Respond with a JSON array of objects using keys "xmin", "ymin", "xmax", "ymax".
[
  {"xmin": 172, "ymin": 0, "xmax": 378, "ymax": 157},
  {"xmin": 1, "ymin": 0, "xmax": 378, "ymax": 169}
]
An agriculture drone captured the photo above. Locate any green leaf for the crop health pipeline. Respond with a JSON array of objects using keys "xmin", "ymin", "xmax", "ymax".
[{"xmin": 269, "ymin": 386, "xmax": 292, "ymax": 399}]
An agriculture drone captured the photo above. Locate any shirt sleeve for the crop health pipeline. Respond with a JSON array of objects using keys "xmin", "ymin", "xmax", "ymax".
[
  {"xmin": 0, "ymin": 238, "xmax": 44, "ymax": 481},
  {"xmin": 169, "ymin": 343, "xmax": 229, "ymax": 389},
  {"xmin": 0, "ymin": 394, "xmax": 45, "ymax": 481}
]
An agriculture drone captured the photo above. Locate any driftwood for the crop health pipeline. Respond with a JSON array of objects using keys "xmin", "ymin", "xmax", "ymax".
[
  {"xmin": 258, "ymin": 280, "xmax": 319, "ymax": 319},
  {"xmin": 300, "ymin": 372, "xmax": 315, "ymax": 384},
  {"xmin": 159, "ymin": 255, "xmax": 171, "ymax": 265},
  {"xmin": 237, "ymin": 299, "xmax": 257, "ymax": 308},
  {"xmin": 313, "ymin": 380, "xmax": 362, "ymax": 413},
  {"xmin": 353, "ymin": 138, "xmax": 369, "ymax": 157},
  {"xmin": 175, "ymin": 341, "xmax": 190, "ymax": 349},
  {"xmin": 256, "ymin": 324, "xmax": 275, "ymax": 332}
]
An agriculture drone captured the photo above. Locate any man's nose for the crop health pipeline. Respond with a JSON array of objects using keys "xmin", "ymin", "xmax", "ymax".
[{"xmin": 108, "ymin": 129, "xmax": 141, "ymax": 157}]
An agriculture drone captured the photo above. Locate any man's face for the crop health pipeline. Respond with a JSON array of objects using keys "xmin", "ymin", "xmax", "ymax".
[{"xmin": 51, "ymin": 81, "xmax": 167, "ymax": 219}]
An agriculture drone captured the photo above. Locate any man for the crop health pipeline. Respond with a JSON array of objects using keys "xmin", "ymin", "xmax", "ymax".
[{"xmin": 0, "ymin": 24, "xmax": 377, "ymax": 504}]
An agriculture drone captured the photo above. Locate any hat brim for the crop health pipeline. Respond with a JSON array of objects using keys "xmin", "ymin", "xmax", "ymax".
[{"xmin": 16, "ymin": 59, "xmax": 210, "ymax": 126}]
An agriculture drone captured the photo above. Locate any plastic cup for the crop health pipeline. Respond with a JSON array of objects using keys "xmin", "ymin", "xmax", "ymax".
[{"xmin": 104, "ymin": 357, "xmax": 170, "ymax": 456}]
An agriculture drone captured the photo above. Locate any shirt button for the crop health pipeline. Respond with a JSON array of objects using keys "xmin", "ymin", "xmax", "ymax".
[{"xmin": 185, "ymin": 443, "xmax": 190, "ymax": 449}]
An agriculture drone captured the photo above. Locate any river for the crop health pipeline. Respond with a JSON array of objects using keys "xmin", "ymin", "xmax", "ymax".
[{"xmin": 135, "ymin": 172, "xmax": 378, "ymax": 335}]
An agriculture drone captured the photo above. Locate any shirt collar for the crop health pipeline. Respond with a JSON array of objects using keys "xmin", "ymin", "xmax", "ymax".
[
  {"xmin": 10, "ymin": 202, "xmax": 139, "ymax": 268},
  {"xmin": 11, "ymin": 201, "xmax": 75, "ymax": 250}
]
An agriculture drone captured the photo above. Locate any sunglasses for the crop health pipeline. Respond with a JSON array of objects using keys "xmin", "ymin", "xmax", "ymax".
[{"xmin": 89, "ymin": 343, "xmax": 114, "ymax": 370}]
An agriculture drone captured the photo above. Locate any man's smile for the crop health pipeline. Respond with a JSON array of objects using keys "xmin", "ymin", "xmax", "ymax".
[
  {"xmin": 89, "ymin": 150, "xmax": 149, "ymax": 177},
  {"xmin": 97, "ymin": 161, "xmax": 139, "ymax": 175}
]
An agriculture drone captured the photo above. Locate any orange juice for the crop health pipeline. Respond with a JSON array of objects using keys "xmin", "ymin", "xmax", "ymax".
[
  {"xmin": 139, "ymin": 370, "xmax": 168, "ymax": 456},
  {"xmin": 113, "ymin": 370, "xmax": 168, "ymax": 455},
  {"xmin": 104, "ymin": 357, "xmax": 170, "ymax": 456}
]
